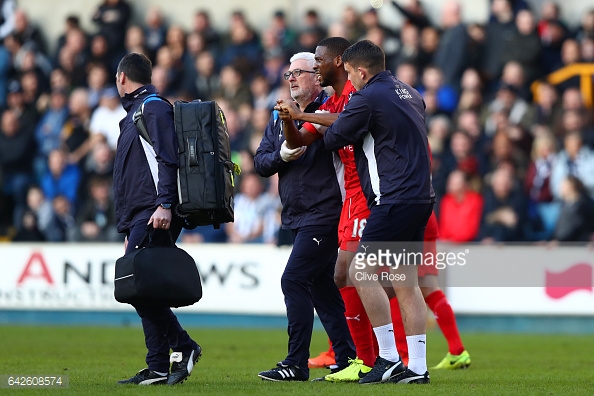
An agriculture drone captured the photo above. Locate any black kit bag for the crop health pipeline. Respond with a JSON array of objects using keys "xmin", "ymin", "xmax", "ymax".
[
  {"xmin": 134, "ymin": 96, "xmax": 240, "ymax": 230},
  {"xmin": 114, "ymin": 227, "xmax": 202, "ymax": 307}
]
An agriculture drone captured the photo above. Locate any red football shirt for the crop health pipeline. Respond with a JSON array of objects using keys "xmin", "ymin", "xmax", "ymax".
[{"xmin": 303, "ymin": 81, "xmax": 360, "ymax": 197}]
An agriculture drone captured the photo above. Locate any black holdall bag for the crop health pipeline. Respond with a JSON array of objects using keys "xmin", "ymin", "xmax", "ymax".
[{"xmin": 114, "ymin": 227, "xmax": 202, "ymax": 307}]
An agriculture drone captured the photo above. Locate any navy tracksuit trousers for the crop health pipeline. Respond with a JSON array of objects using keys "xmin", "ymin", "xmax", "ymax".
[
  {"xmin": 281, "ymin": 224, "xmax": 356, "ymax": 377},
  {"xmin": 125, "ymin": 217, "xmax": 198, "ymax": 373}
]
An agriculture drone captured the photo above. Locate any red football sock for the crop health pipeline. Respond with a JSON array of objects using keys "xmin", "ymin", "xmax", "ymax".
[
  {"xmin": 389, "ymin": 296, "xmax": 409, "ymax": 365},
  {"xmin": 340, "ymin": 286, "xmax": 375, "ymax": 367},
  {"xmin": 425, "ymin": 290, "xmax": 465, "ymax": 355}
]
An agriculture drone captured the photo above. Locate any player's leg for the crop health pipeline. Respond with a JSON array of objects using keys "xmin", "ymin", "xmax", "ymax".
[
  {"xmin": 350, "ymin": 204, "xmax": 406, "ymax": 384},
  {"xmin": 421, "ymin": 277, "xmax": 471, "ymax": 369},
  {"xmin": 420, "ymin": 217, "xmax": 470, "ymax": 370},
  {"xmin": 385, "ymin": 203, "xmax": 433, "ymax": 384}
]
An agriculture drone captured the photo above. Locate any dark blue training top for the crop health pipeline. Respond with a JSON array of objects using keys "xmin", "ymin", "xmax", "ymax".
[
  {"xmin": 113, "ymin": 85, "xmax": 179, "ymax": 233},
  {"xmin": 324, "ymin": 70, "xmax": 435, "ymax": 208}
]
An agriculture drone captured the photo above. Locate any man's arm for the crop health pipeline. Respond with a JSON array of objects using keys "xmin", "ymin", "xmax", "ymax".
[
  {"xmin": 254, "ymin": 111, "xmax": 291, "ymax": 177},
  {"xmin": 143, "ymin": 101, "xmax": 178, "ymax": 228},
  {"xmin": 323, "ymin": 94, "xmax": 370, "ymax": 151}
]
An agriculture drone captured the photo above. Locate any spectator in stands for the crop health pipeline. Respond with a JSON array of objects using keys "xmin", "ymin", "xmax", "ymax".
[
  {"xmin": 5, "ymin": 79, "xmax": 39, "ymax": 134},
  {"xmin": 395, "ymin": 61, "xmax": 418, "ymax": 88},
  {"xmin": 339, "ymin": 5, "xmax": 365, "ymax": 44},
  {"xmin": 0, "ymin": 108, "xmax": 35, "ymax": 224},
  {"xmin": 433, "ymin": 130, "xmax": 481, "ymax": 198},
  {"xmin": 533, "ymin": 80, "xmax": 562, "ymax": 127},
  {"xmin": 439, "ymin": 170, "xmax": 484, "ymax": 242},
  {"xmin": 72, "ymin": 176, "xmax": 120, "ymax": 242},
  {"xmin": 214, "ymin": 65, "xmax": 253, "ymax": 111},
  {"xmin": 226, "ymin": 172, "xmax": 267, "ymax": 243},
  {"xmin": 124, "ymin": 25, "xmax": 149, "ymax": 59},
  {"xmin": 502, "ymin": 9, "xmax": 542, "ymax": 86},
  {"xmin": 433, "ymin": 0, "xmax": 469, "ymax": 89},
  {"xmin": 62, "ymin": 87, "xmax": 91, "ymax": 167},
  {"xmin": 143, "ymin": 5, "xmax": 167, "ymax": 62},
  {"xmin": 86, "ymin": 63, "xmax": 110, "ymax": 110},
  {"xmin": 190, "ymin": 50, "xmax": 220, "ymax": 101},
  {"xmin": 551, "ymin": 131, "xmax": 594, "ymax": 200},
  {"xmin": 65, "ymin": 26, "xmax": 90, "ymax": 77},
  {"xmin": 54, "ymin": 15, "xmax": 85, "ymax": 62},
  {"xmin": 40, "ymin": 148, "xmax": 81, "ymax": 209},
  {"xmin": 427, "ymin": 115, "xmax": 451, "ymax": 161},
  {"xmin": 480, "ymin": 165, "xmax": 526, "ymax": 242},
  {"xmin": 15, "ymin": 184, "xmax": 52, "ymax": 234},
  {"xmin": 552, "ymin": 175, "xmax": 594, "ymax": 242},
  {"xmin": 88, "ymin": 33, "xmax": 114, "ymax": 75},
  {"xmin": 482, "ymin": 0, "xmax": 517, "ymax": 89},
  {"xmin": 33, "ymin": 88, "xmax": 69, "ymax": 181},
  {"xmin": 192, "ymin": 9, "xmax": 221, "ymax": 53},
  {"xmin": 559, "ymin": 109, "xmax": 594, "ymax": 150},
  {"xmin": 219, "ymin": 10, "xmax": 262, "ymax": 77},
  {"xmin": 13, "ymin": 8, "xmax": 47, "ymax": 54},
  {"xmin": 302, "ymin": 9, "xmax": 327, "ymax": 40},
  {"xmin": 524, "ymin": 132, "xmax": 559, "ymax": 240},
  {"xmin": 91, "ymin": 0, "xmax": 131, "ymax": 59},
  {"xmin": 418, "ymin": 65, "xmax": 458, "ymax": 115},
  {"xmin": 394, "ymin": 23, "xmax": 421, "ymax": 71},
  {"xmin": 538, "ymin": 2, "xmax": 568, "ymax": 75},
  {"xmin": 499, "ymin": 60, "xmax": 530, "ymax": 100},
  {"xmin": 417, "ymin": 25, "xmax": 440, "ymax": 72},
  {"xmin": 482, "ymin": 82, "xmax": 535, "ymax": 137},
  {"xmin": 44, "ymin": 194, "xmax": 74, "ymax": 242},
  {"xmin": 89, "ymin": 86, "xmax": 126, "ymax": 151},
  {"xmin": 12, "ymin": 209, "xmax": 45, "ymax": 241},
  {"xmin": 78, "ymin": 140, "xmax": 114, "ymax": 204}
]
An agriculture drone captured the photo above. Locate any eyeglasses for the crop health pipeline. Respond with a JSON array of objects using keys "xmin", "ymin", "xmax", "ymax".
[{"xmin": 283, "ymin": 69, "xmax": 316, "ymax": 80}]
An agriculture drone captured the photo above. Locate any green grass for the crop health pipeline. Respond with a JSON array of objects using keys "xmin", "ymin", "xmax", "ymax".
[{"xmin": 0, "ymin": 325, "xmax": 593, "ymax": 395}]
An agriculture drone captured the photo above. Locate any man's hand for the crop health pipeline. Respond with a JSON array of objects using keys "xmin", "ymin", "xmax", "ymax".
[
  {"xmin": 275, "ymin": 99, "xmax": 302, "ymax": 119},
  {"xmin": 280, "ymin": 140, "xmax": 307, "ymax": 162},
  {"xmin": 148, "ymin": 206, "xmax": 173, "ymax": 229}
]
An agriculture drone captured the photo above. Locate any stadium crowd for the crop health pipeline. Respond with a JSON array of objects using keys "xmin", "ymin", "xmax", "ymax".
[{"xmin": 1, "ymin": 0, "xmax": 593, "ymax": 244}]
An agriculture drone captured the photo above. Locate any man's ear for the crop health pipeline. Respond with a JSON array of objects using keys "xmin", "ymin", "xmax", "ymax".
[
  {"xmin": 335, "ymin": 55, "xmax": 343, "ymax": 68},
  {"xmin": 117, "ymin": 72, "xmax": 126, "ymax": 85}
]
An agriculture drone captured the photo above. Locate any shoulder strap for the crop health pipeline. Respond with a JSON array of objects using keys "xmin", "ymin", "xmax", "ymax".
[{"xmin": 133, "ymin": 94, "xmax": 172, "ymax": 145}]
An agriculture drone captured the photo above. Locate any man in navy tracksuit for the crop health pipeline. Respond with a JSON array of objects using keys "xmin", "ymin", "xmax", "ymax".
[
  {"xmin": 321, "ymin": 40, "xmax": 435, "ymax": 384},
  {"xmin": 113, "ymin": 53, "xmax": 201, "ymax": 386},
  {"xmin": 254, "ymin": 52, "xmax": 355, "ymax": 381}
]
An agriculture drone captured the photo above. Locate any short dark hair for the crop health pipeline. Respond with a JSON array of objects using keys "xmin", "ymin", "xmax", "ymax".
[
  {"xmin": 317, "ymin": 37, "xmax": 351, "ymax": 58},
  {"xmin": 116, "ymin": 53, "xmax": 152, "ymax": 85},
  {"xmin": 342, "ymin": 40, "xmax": 385, "ymax": 75}
]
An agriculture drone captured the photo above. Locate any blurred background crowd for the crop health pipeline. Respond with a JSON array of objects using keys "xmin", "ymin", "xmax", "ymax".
[{"xmin": 0, "ymin": 0, "xmax": 593, "ymax": 245}]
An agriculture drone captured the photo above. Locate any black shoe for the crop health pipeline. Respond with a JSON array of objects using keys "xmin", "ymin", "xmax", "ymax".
[
  {"xmin": 117, "ymin": 368, "xmax": 168, "ymax": 385},
  {"xmin": 258, "ymin": 362, "xmax": 307, "ymax": 382},
  {"xmin": 358, "ymin": 356, "xmax": 404, "ymax": 384},
  {"xmin": 387, "ymin": 368, "xmax": 430, "ymax": 384},
  {"xmin": 167, "ymin": 345, "xmax": 202, "ymax": 385}
]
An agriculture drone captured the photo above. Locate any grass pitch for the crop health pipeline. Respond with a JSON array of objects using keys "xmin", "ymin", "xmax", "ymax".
[{"xmin": 0, "ymin": 324, "xmax": 593, "ymax": 395}]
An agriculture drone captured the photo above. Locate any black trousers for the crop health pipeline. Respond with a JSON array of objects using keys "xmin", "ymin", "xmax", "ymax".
[
  {"xmin": 281, "ymin": 224, "xmax": 356, "ymax": 377},
  {"xmin": 126, "ymin": 216, "xmax": 197, "ymax": 373}
]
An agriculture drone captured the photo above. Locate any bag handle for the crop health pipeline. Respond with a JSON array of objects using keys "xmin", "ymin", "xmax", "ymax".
[{"xmin": 136, "ymin": 224, "xmax": 175, "ymax": 248}]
